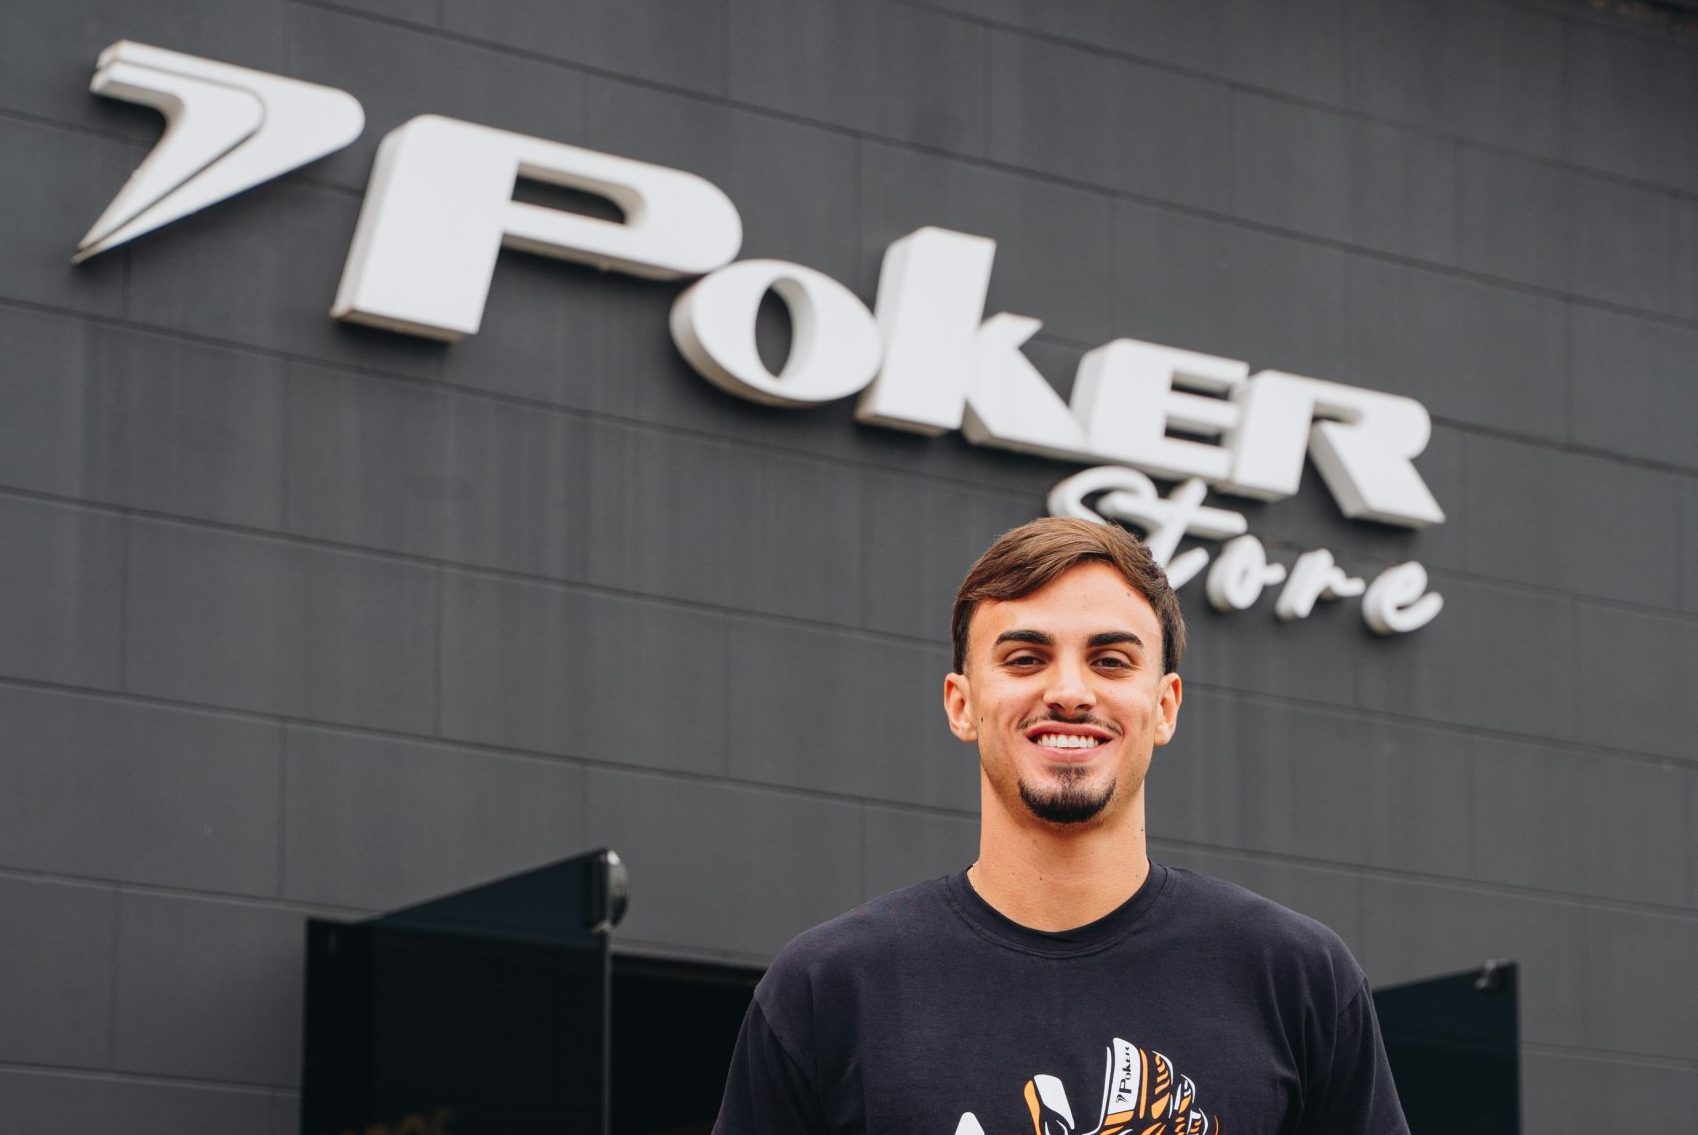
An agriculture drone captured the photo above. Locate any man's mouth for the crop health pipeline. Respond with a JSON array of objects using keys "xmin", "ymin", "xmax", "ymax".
[
  {"xmin": 1023, "ymin": 720, "xmax": 1117, "ymax": 751},
  {"xmin": 1031, "ymin": 733, "xmax": 1104, "ymax": 750}
]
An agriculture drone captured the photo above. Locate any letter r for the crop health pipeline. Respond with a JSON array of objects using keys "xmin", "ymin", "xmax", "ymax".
[{"xmin": 333, "ymin": 116, "xmax": 743, "ymax": 340}]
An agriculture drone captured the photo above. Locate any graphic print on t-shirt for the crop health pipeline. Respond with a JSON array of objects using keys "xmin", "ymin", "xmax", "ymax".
[{"xmin": 954, "ymin": 1037, "xmax": 1219, "ymax": 1135}]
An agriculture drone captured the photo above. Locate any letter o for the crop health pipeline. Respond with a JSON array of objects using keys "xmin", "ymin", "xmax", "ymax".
[
  {"xmin": 669, "ymin": 259, "xmax": 883, "ymax": 407},
  {"xmin": 1205, "ymin": 535, "xmax": 1286, "ymax": 612}
]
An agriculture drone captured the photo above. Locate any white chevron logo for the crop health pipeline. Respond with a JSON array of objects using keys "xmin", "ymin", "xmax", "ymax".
[{"xmin": 73, "ymin": 41, "xmax": 364, "ymax": 263}]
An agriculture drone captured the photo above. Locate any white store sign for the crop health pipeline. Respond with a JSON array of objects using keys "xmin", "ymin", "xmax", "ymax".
[{"xmin": 74, "ymin": 42, "xmax": 1446, "ymax": 634}]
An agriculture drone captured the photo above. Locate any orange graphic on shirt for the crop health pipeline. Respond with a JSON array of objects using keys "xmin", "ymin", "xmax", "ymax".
[{"xmin": 954, "ymin": 1039, "xmax": 1220, "ymax": 1135}]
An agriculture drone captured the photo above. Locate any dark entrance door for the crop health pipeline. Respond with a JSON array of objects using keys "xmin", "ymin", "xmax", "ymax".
[
  {"xmin": 610, "ymin": 955, "xmax": 761, "ymax": 1135},
  {"xmin": 1373, "ymin": 961, "xmax": 1520, "ymax": 1135},
  {"xmin": 301, "ymin": 849, "xmax": 625, "ymax": 1135}
]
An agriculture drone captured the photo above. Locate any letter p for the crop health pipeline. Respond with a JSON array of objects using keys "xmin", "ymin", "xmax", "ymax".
[{"xmin": 333, "ymin": 116, "xmax": 743, "ymax": 340}]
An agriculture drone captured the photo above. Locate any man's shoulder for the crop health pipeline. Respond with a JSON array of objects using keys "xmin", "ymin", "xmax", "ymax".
[
  {"xmin": 745, "ymin": 875, "xmax": 958, "ymax": 1060},
  {"xmin": 763, "ymin": 874, "xmax": 956, "ymax": 983},
  {"xmin": 1164, "ymin": 864, "xmax": 1362, "ymax": 975}
]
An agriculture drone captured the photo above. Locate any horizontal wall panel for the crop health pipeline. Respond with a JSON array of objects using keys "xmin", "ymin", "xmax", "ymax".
[
  {"xmin": 1568, "ymin": 304, "xmax": 1698, "ymax": 472},
  {"xmin": 1691, "ymin": 773, "xmax": 1698, "ymax": 910},
  {"xmin": 0, "ymin": 877, "xmax": 115, "ymax": 1069},
  {"xmin": 1114, "ymin": 200, "xmax": 1351, "ymax": 387},
  {"xmin": 1687, "ymin": 481, "xmax": 1698, "ymax": 614},
  {"xmin": 1343, "ymin": 116, "xmax": 1461, "ymax": 266},
  {"xmin": 857, "ymin": 471, "xmax": 1037, "ymax": 643},
  {"xmin": 727, "ymin": 0, "xmax": 987, "ymax": 154},
  {"xmin": 283, "ymin": 363, "xmax": 463, "ymax": 563},
  {"xmin": 1562, "ymin": 16, "xmax": 1698, "ymax": 194},
  {"xmin": 291, "ymin": 359, "xmax": 883, "ymax": 625},
  {"xmin": 124, "ymin": 521, "xmax": 439, "ymax": 732},
  {"xmin": 112, "ymin": 892, "xmax": 304, "ymax": 1086},
  {"xmin": 1521, "ymin": 1050, "xmax": 1698, "ymax": 1131},
  {"xmin": 721, "ymin": 618, "xmax": 974, "ymax": 811},
  {"xmin": 1120, "ymin": 0, "xmax": 1349, "ymax": 105},
  {"xmin": 1459, "ymin": 147, "xmax": 1674, "ymax": 315},
  {"xmin": 0, "ymin": 1069, "xmax": 283, "ymax": 1135},
  {"xmin": 0, "ymin": 0, "xmax": 285, "ymax": 142},
  {"xmin": 0, "ymin": 120, "xmax": 132, "ymax": 321},
  {"xmin": 1152, "ymin": 690, "xmax": 1476, "ymax": 883},
  {"xmin": 315, "ymin": 0, "xmax": 436, "ymax": 24},
  {"xmin": 285, "ymin": 2, "xmax": 590, "ymax": 195},
  {"xmin": 0, "ymin": 306, "xmax": 285, "ymax": 527},
  {"xmin": 1361, "ymin": 875, "xmax": 1698, "ymax": 1061},
  {"xmin": 282, "ymin": 726, "xmax": 586, "ymax": 911},
  {"xmin": 584, "ymin": 768, "xmax": 863, "ymax": 959},
  {"xmin": 574, "ymin": 423, "xmax": 867, "ymax": 625},
  {"xmin": 1576, "ymin": 602, "xmax": 1698, "ymax": 763},
  {"xmin": 0, "ymin": 686, "xmax": 282, "ymax": 895},
  {"xmin": 1464, "ymin": 434, "xmax": 1686, "ymax": 610},
  {"xmin": 1470, "ymin": 734, "xmax": 1692, "ymax": 910},
  {"xmin": 1346, "ymin": 256, "xmax": 1570, "ymax": 444},
  {"xmin": 1579, "ymin": 903, "xmax": 1698, "ymax": 1060},
  {"xmin": 1347, "ymin": 0, "xmax": 1563, "ymax": 157},
  {"xmin": 0, "ymin": 495, "xmax": 123, "ymax": 689},
  {"xmin": 438, "ymin": 573, "xmax": 728, "ymax": 774},
  {"xmin": 1177, "ymin": 586, "xmax": 1368, "ymax": 714},
  {"xmin": 441, "ymin": 0, "xmax": 727, "ymax": 94},
  {"xmin": 1352, "ymin": 576, "xmax": 1578, "ymax": 743},
  {"xmin": 909, "ymin": 0, "xmax": 1349, "ymax": 105},
  {"xmin": 1231, "ymin": 92, "xmax": 1459, "ymax": 267},
  {"xmin": 986, "ymin": 30, "xmax": 1236, "ymax": 216},
  {"xmin": 1675, "ymin": 201, "xmax": 1698, "ymax": 324},
  {"xmin": 1357, "ymin": 876, "xmax": 1589, "ymax": 1052},
  {"xmin": 1161, "ymin": 691, "xmax": 1697, "ymax": 910}
]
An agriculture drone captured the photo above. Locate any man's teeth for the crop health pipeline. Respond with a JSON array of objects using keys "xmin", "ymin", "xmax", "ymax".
[{"xmin": 1034, "ymin": 734, "xmax": 1102, "ymax": 749}]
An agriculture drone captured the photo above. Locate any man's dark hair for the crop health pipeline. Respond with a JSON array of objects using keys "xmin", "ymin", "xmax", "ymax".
[{"xmin": 950, "ymin": 517, "xmax": 1186, "ymax": 676}]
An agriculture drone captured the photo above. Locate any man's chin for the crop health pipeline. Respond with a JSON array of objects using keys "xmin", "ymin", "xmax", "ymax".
[{"xmin": 1017, "ymin": 775, "xmax": 1116, "ymax": 825}]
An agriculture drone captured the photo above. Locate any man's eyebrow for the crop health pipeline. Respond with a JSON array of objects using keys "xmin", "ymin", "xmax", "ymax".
[{"xmin": 991, "ymin": 630, "xmax": 1145, "ymax": 649}]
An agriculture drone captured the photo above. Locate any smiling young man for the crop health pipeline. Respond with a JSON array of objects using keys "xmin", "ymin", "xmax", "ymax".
[{"xmin": 714, "ymin": 518, "xmax": 1409, "ymax": 1135}]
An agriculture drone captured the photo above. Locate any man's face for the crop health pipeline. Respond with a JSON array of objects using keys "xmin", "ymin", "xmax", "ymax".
[{"xmin": 944, "ymin": 562, "xmax": 1181, "ymax": 828}]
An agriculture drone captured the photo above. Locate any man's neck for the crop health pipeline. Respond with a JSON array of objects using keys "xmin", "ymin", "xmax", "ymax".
[{"xmin": 970, "ymin": 783, "xmax": 1150, "ymax": 932}]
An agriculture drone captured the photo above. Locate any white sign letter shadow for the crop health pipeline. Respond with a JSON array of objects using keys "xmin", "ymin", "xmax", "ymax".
[
  {"xmin": 74, "ymin": 41, "xmax": 363, "ymax": 262},
  {"xmin": 333, "ymin": 116, "xmax": 743, "ymax": 341}
]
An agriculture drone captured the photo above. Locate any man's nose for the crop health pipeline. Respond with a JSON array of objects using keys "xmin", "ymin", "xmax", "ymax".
[{"xmin": 1043, "ymin": 655, "xmax": 1096, "ymax": 712}]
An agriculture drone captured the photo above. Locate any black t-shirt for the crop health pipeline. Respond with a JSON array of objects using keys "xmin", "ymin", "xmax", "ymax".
[{"xmin": 714, "ymin": 863, "xmax": 1408, "ymax": 1135}]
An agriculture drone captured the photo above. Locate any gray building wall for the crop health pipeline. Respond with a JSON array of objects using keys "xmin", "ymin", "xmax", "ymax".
[{"xmin": 1, "ymin": 0, "xmax": 1695, "ymax": 1128}]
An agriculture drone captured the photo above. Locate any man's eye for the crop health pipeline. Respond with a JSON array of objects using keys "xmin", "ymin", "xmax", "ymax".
[
  {"xmin": 1093, "ymin": 656, "xmax": 1131, "ymax": 670},
  {"xmin": 1006, "ymin": 655, "xmax": 1043, "ymax": 668}
]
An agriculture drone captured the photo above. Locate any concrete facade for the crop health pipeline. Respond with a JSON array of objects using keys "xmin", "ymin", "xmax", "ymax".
[{"xmin": 1, "ymin": 0, "xmax": 1695, "ymax": 1128}]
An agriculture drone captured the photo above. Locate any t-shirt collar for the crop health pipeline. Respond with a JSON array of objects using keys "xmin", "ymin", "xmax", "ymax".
[{"xmin": 943, "ymin": 859, "xmax": 1171, "ymax": 957}]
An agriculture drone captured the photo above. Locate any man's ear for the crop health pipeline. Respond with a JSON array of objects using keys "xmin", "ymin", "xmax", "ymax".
[
  {"xmin": 1154, "ymin": 672, "xmax": 1183, "ymax": 746},
  {"xmin": 943, "ymin": 672, "xmax": 977, "ymax": 742}
]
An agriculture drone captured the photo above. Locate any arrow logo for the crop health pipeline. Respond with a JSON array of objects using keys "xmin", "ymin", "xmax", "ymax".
[{"xmin": 74, "ymin": 40, "xmax": 364, "ymax": 262}]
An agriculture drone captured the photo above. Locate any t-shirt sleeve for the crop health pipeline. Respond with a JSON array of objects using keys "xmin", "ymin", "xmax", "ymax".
[
  {"xmin": 713, "ymin": 994, "xmax": 829, "ymax": 1135},
  {"xmin": 1296, "ymin": 978, "xmax": 1410, "ymax": 1135}
]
